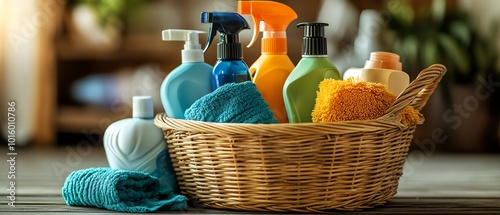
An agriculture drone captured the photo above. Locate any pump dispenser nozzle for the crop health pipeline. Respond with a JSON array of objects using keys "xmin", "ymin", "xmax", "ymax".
[
  {"xmin": 162, "ymin": 29, "xmax": 206, "ymax": 63},
  {"xmin": 238, "ymin": 1, "xmax": 297, "ymax": 53},
  {"xmin": 297, "ymin": 22, "xmax": 329, "ymax": 56},
  {"xmin": 201, "ymin": 12, "xmax": 250, "ymax": 59}
]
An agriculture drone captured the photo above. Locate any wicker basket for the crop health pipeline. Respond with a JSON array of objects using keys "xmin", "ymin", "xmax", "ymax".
[{"xmin": 154, "ymin": 64, "xmax": 447, "ymax": 212}]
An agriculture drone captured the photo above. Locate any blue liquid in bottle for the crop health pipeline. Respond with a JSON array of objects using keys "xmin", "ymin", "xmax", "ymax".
[{"xmin": 212, "ymin": 60, "xmax": 250, "ymax": 90}]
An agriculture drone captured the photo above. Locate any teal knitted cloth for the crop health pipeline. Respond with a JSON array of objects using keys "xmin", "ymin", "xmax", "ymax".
[
  {"xmin": 184, "ymin": 81, "xmax": 278, "ymax": 123},
  {"xmin": 62, "ymin": 168, "xmax": 188, "ymax": 213}
]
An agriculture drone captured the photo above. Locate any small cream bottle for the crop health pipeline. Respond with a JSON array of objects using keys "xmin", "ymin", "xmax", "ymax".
[{"xmin": 343, "ymin": 52, "xmax": 409, "ymax": 96}]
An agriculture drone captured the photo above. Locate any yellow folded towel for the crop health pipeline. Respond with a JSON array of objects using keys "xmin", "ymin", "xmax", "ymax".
[{"xmin": 312, "ymin": 78, "xmax": 396, "ymax": 123}]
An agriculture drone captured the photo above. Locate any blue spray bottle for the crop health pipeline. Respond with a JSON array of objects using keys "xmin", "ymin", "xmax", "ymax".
[{"xmin": 201, "ymin": 12, "xmax": 251, "ymax": 90}]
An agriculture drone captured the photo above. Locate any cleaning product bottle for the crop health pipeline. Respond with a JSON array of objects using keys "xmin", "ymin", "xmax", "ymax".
[
  {"xmin": 104, "ymin": 96, "xmax": 178, "ymax": 195},
  {"xmin": 160, "ymin": 29, "xmax": 213, "ymax": 119},
  {"xmin": 201, "ymin": 12, "xmax": 251, "ymax": 90},
  {"xmin": 237, "ymin": 1, "xmax": 297, "ymax": 123},
  {"xmin": 283, "ymin": 22, "xmax": 341, "ymax": 123},
  {"xmin": 343, "ymin": 51, "xmax": 409, "ymax": 96}
]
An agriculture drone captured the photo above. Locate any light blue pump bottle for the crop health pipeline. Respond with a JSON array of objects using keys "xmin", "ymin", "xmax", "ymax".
[
  {"xmin": 201, "ymin": 12, "xmax": 251, "ymax": 90},
  {"xmin": 160, "ymin": 29, "xmax": 213, "ymax": 119}
]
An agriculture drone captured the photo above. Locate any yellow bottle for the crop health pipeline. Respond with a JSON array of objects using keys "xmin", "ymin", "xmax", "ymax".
[{"xmin": 238, "ymin": 1, "xmax": 297, "ymax": 123}]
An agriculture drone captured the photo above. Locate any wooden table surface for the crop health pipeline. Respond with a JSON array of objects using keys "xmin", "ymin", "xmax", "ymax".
[{"xmin": 1, "ymin": 147, "xmax": 499, "ymax": 214}]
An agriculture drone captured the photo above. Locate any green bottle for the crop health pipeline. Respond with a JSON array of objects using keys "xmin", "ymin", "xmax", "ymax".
[{"xmin": 283, "ymin": 22, "xmax": 341, "ymax": 123}]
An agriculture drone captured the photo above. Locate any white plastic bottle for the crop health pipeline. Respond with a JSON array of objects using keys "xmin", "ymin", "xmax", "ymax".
[
  {"xmin": 343, "ymin": 52, "xmax": 409, "ymax": 96},
  {"xmin": 103, "ymin": 96, "xmax": 178, "ymax": 195}
]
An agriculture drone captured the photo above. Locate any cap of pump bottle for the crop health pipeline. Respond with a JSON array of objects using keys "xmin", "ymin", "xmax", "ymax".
[
  {"xmin": 133, "ymin": 96, "xmax": 154, "ymax": 119},
  {"xmin": 162, "ymin": 29, "xmax": 206, "ymax": 63},
  {"xmin": 297, "ymin": 22, "xmax": 329, "ymax": 56},
  {"xmin": 201, "ymin": 12, "xmax": 250, "ymax": 60}
]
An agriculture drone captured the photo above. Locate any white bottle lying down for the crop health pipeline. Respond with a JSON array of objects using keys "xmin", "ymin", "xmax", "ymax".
[{"xmin": 343, "ymin": 51, "xmax": 410, "ymax": 96}]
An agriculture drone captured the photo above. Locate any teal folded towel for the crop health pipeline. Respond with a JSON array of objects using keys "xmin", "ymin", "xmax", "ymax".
[
  {"xmin": 185, "ymin": 81, "xmax": 278, "ymax": 123},
  {"xmin": 62, "ymin": 168, "xmax": 188, "ymax": 213}
]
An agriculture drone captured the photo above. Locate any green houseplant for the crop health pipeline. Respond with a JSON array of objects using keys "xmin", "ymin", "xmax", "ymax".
[
  {"xmin": 384, "ymin": 0, "xmax": 499, "ymax": 83},
  {"xmin": 70, "ymin": 0, "xmax": 147, "ymax": 29},
  {"xmin": 64, "ymin": 0, "xmax": 147, "ymax": 51},
  {"xmin": 383, "ymin": 0, "xmax": 500, "ymax": 152}
]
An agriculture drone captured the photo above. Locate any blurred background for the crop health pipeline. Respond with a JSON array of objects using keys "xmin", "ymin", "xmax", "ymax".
[{"xmin": 0, "ymin": 0, "xmax": 499, "ymax": 153}]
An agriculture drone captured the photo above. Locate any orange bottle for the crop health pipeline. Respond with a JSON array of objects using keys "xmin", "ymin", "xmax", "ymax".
[{"xmin": 238, "ymin": 1, "xmax": 297, "ymax": 123}]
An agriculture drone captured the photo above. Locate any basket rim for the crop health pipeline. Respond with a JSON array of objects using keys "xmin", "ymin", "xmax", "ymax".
[{"xmin": 154, "ymin": 113, "xmax": 407, "ymax": 135}]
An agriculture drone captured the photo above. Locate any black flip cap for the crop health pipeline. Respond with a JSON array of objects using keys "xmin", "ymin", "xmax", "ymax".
[{"xmin": 297, "ymin": 22, "xmax": 329, "ymax": 56}]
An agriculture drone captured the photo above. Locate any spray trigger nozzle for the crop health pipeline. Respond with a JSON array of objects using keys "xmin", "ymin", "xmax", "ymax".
[
  {"xmin": 200, "ymin": 12, "xmax": 250, "ymax": 54},
  {"xmin": 247, "ymin": 16, "xmax": 263, "ymax": 48},
  {"xmin": 238, "ymin": 1, "xmax": 297, "ymax": 49}
]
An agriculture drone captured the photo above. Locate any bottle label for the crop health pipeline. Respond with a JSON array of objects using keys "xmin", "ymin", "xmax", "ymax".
[
  {"xmin": 234, "ymin": 74, "xmax": 249, "ymax": 83},
  {"xmin": 214, "ymin": 74, "xmax": 250, "ymax": 88}
]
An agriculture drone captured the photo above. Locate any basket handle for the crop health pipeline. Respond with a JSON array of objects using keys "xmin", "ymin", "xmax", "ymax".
[{"xmin": 384, "ymin": 64, "xmax": 447, "ymax": 117}]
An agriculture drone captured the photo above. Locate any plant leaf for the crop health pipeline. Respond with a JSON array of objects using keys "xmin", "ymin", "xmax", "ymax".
[
  {"xmin": 422, "ymin": 38, "xmax": 439, "ymax": 67},
  {"xmin": 387, "ymin": 0, "xmax": 414, "ymax": 29},
  {"xmin": 474, "ymin": 40, "xmax": 489, "ymax": 72},
  {"xmin": 402, "ymin": 35, "xmax": 419, "ymax": 64},
  {"xmin": 449, "ymin": 21, "xmax": 471, "ymax": 46},
  {"xmin": 432, "ymin": 0, "xmax": 446, "ymax": 25},
  {"xmin": 438, "ymin": 34, "xmax": 470, "ymax": 76}
]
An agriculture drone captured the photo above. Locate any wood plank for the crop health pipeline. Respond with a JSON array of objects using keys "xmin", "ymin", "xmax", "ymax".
[
  {"xmin": 396, "ymin": 153, "xmax": 500, "ymax": 198},
  {"xmin": 1, "ymin": 196, "xmax": 500, "ymax": 214},
  {"xmin": 0, "ymin": 147, "xmax": 109, "ymax": 196}
]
